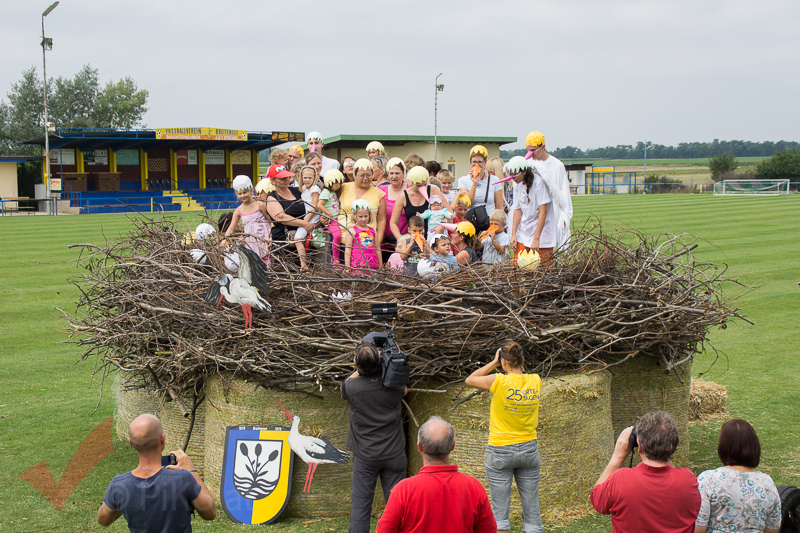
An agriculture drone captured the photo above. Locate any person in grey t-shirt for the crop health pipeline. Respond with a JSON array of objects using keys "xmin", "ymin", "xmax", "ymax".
[{"xmin": 341, "ymin": 343, "xmax": 407, "ymax": 533}]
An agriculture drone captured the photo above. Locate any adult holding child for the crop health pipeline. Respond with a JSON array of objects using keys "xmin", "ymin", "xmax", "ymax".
[
  {"xmin": 465, "ymin": 342, "xmax": 543, "ymax": 533},
  {"xmin": 389, "ymin": 166, "xmax": 444, "ymax": 240},
  {"xmin": 694, "ymin": 419, "xmax": 781, "ymax": 533},
  {"xmin": 456, "ymin": 145, "xmax": 504, "ymax": 220},
  {"xmin": 265, "ymin": 164, "xmax": 314, "ymax": 268},
  {"xmin": 338, "ymin": 158, "xmax": 387, "ymax": 265},
  {"xmin": 449, "ymin": 220, "xmax": 478, "ymax": 266}
]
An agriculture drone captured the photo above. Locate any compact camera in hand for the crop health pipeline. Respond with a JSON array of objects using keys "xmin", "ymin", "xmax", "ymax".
[{"xmin": 161, "ymin": 453, "xmax": 177, "ymax": 466}]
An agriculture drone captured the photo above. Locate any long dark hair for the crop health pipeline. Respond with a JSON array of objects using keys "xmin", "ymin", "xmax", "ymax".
[{"xmin": 521, "ymin": 168, "xmax": 535, "ymax": 200}]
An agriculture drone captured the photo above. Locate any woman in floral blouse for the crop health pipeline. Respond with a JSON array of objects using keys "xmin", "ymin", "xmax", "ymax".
[{"xmin": 695, "ymin": 419, "xmax": 781, "ymax": 533}]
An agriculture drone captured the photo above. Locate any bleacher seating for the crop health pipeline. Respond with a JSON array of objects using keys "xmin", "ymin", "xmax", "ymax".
[
  {"xmin": 64, "ymin": 188, "xmax": 238, "ymax": 214},
  {"xmin": 68, "ymin": 191, "xmax": 180, "ymax": 214},
  {"xmin": 183, "ymin": 189, "xmax": 238, "ymax": 211}
]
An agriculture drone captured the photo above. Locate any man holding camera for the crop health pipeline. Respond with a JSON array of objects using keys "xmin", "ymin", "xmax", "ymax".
[
  {"xmin": 590, "ymin": 410, "xmax": 700, "ymax": 533},
  {"xmin": 342, "ymin": 342, "xmax": 407, "ymax": 533},
  {"xmin": 97, "ymin": 413, "xmax": 216, "ymax": 532}
]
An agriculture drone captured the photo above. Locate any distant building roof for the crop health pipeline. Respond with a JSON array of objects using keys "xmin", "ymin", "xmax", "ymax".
[
  {"xmin": 0, "ymin": 155, "xmax": 41, "ymax": 163},
  {"xmin": 24, "ymin": 128, "xmax": 303, "ymax": 153},
  {"xmin": 320, "ymin": 134, "xmax": 517, "ymax": 148}
]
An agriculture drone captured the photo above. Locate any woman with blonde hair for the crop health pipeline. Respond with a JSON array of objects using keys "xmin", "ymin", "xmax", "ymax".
[
  {"xmin": 486, "ymin": 157, "xmax": 512, "ymax": 213},
  {"xmin": 337, "ymin": 158, "xmax": 387, "ymax": 265},
  {"xmin": 465, "ymin": 342, "xmax": 543, "ymax": 533}
]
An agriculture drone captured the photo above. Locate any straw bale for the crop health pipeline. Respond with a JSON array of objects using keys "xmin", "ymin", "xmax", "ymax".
[
  {"xmin": 689, "ymin": 379, "xmax": 727, "ymax": 421},
  {"xmin": 406, "ymin": 371, "xmax": 613, "ymax": 521},
  {"xmin": 113, "ymin": 372, "xmax": 160, "ymax": 441},
  {"xmin": 609, "ymin": 357, "xmax": 692, "ymax": 467},
  {"xmin": 156, "ymin": 394, "xmax": 206, "ymax": 477},
  {"xmin": 204, "ymin": 375, "xmax": 384, "ymax": 518}
]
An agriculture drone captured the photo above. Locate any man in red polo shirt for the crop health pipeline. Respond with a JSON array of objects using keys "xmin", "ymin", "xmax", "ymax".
[
  {"xmin": 590, "ymin": 410, "xmax": 700, "ymax": 533},
  {"xmin": 377, "ymin": 416, "xmax": 496, "ymax": 533}
]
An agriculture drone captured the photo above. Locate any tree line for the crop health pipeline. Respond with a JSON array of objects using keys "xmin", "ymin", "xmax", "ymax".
[
  {"xmin": 0, "ymin": 65, "xmax": 148, "ymax": 156},
  {"xmin": 501, "ymin": 140, "xmax": 800, "ymax": 161}
]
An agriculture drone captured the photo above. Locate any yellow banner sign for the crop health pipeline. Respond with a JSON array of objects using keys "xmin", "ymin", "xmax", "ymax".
[
  {"xmin": 155, "ymin": 128, "xmax": 248, "ymax": 141},
  {"xmin": 592, "ymin": 166, "xmax": 615, "ymax": 172}
]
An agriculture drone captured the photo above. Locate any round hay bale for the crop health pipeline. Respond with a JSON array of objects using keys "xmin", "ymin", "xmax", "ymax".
[
  {"xmin": 156, "ymin": 394, "xmax": 206, "ymax": 477},
  {"xmin": 406, "ymin": 371, "xmax": 613, "ymax": 521},
  {"xmin": 113, "ymin": 372, "xmax": 160, "ymax": 442},
  {"xmin": 689, "ymin": 379, "xmax": 727, "ymax": 421},
  {"xmin": 609, "ymin": 357, "xmax": 692, "ymax": 467},
  {"xmin": 205, "ymin": 375, "xmax": 384, "ymax": 518}
]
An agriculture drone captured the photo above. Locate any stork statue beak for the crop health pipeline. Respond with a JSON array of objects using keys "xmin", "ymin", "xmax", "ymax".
[
  {"xmin": 276, "ymin": 401, "xmax": 293, "ymax": 421},
  {"xmin": 216, "ymin": 294, "xmax": 224, "ymax": 309}
]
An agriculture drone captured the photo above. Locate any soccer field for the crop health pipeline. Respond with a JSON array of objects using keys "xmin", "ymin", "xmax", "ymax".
[{"xmin": 0, "ymin": 193, "xmax": 797, "ymax": 532}]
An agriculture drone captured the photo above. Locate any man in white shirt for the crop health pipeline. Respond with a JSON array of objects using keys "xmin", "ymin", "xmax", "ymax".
[
  {"xmin": 526, "ymin": 131, "xmax": 573, "ymax": 249},
  {"xmin": 455, "ymin": 144, "xmax": 503, "ymax": 218},
  {"xmin": 307, "ymin": 131, "xmax": 340, "ymax": 177}
]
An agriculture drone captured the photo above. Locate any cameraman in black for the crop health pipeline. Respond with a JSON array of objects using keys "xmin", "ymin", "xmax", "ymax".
[{"xmin": 342, "ymin": 342, "xmax": 407, "ymax": 533}]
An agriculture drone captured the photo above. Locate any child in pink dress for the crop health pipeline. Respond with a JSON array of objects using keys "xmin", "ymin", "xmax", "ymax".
[
  {"xmin": 343, "ymin": 199, "xmax": 380, "ymax": 273},
  {"xmin": 225, "ymin": 175, "xmax": 271, "ymax": 259}
]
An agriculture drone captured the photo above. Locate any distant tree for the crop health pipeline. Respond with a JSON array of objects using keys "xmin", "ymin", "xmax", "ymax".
[
  {"xmin": 0, "ymin": 68, "xmax": 44, "ymax": 155},
  {"xmin": 708, "ymin": 153, "xmax": 739, "ymax": 181},
  {"xmin": 93, "ymin": 77, "xmax": 148, "ymax": 129},
  {"xmin": 49, "ymin": 65, "xmax": 99, "ymax": 127},
  {"xmin": 755, "ymin": 150, "xmax": 800, "ymax": 181},
  {"xmin": 0, "ymin": 65, "xmax": 149, "ymax": 156}
]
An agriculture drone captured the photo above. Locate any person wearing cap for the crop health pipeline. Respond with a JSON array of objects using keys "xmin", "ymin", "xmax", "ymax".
[
  {"xmin": 505, "ymin": 156, "xmax": 556, "ymax": 265},
  {"xmin": 418, "ymin": 195, "xmax": 453, "ymax": 241},
  {"xmin": 526, "ymin": 131, "xmax": 573, "ymax": 249},
  {"xmin": 307, "ymin": 132, "xmax": 340, "ymax": 177},
  {"xmin": 287, "ymin": 145, "xmax": 304, "ymax": 168},
  {"xmin": 366, "ymin": 141, "xmax": 386, "ymax": 159},
  {"xmin": 337, "ymin": 159, "xmax": 387, "ymax": 265},
  {"xmin": 223, "ymin": 175, "xmax": 271, "ymax": 259},
  {"xmin": 389, "ymin": 166, "xmax": 445, "ymax": 242},
  {"xmin": 455, "ymin": 145, "xmax": 504, "ymax": 218},
  {"xmin": 265, "ymin": 164, "xmax": 314, "ymax": 268}
]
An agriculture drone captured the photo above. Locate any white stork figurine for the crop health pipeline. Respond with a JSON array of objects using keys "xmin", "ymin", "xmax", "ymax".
[
  {"xmin": 205, "ymin": 243, "xmax": 271, "ymax": 328},
  {"xmin": 277, "ymin": 401, "xmax": 349, "ymax": 493}
]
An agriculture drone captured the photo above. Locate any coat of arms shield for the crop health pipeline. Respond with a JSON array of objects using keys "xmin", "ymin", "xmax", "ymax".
[{"xmin": 220, "ymin": 426, "xmax": 294, "ymax": 524}]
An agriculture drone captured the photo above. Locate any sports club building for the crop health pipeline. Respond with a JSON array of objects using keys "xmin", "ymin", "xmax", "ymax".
[{"xmin": 24, "ymin": 127, "xmax": 303, "ymax": 213}]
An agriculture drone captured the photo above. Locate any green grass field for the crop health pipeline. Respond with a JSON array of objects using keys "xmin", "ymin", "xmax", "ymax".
[
  {"xmin": 560, "ymin": 157, "xmax": 766, "ymax": 168},
  {"xmin": 1, "ymin": 193, "xmax": 798, "ymax": 532}
]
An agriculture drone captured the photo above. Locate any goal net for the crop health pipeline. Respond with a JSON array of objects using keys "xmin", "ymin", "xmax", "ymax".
[{"xmin": 713, "ymin": 179, "xmax": 790, "ymax": 195}]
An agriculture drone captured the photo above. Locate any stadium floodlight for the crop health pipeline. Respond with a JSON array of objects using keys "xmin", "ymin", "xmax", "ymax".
[
  {"xmin": 42, "ymin": 1, "xmax": 59, "ymax": 214},
  {"xmin": 713, "ymin": 179, "xmax": 790, "ymax": 196}
]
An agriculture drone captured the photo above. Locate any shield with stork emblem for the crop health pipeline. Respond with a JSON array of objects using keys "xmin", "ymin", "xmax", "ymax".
[{"xmin": 220, "ymin": 426, "xmax": 294, "ymax": 524}]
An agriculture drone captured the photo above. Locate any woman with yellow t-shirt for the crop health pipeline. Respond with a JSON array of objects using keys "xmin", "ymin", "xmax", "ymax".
[{"xmin": 465, "ymin": 342, "xmax": 542, "ymax": 533}]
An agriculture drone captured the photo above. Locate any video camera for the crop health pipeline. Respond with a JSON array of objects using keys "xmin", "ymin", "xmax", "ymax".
[{"xmin": 361, "ymin": 303, "xmax": 410, "ymax": 390}]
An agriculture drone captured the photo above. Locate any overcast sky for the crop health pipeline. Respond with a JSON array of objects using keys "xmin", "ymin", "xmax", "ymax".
[{"xmin": 2, "ymin": 0, "xmax": 798, "ymax": 150}]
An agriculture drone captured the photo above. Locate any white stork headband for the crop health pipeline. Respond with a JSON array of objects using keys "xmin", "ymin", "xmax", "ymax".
[
  {"xmin": 232, "ymin": 175, "xmax": 253, "ymax": 191},
  {"xmin": 350, "ymin": 199, "xmax": 372, "ymax": 213},
  {"xmin": 504, "ymin": 156, "xmax": 531, "ymax": 175}
]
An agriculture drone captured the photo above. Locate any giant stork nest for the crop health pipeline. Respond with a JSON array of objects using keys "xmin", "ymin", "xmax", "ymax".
[{"xmin": 63, "ymin": 216, "xmax": 747, "ymax": 404}]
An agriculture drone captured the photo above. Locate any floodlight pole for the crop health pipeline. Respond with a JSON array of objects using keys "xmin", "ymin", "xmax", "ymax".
[
  {"xmin": 643, "ymin": 141, "xmax": 651, "ymax": 182},
  {"xmin": 42, "ymin": 1, "xmax": 59, "ymax": 214},
  {"xmin": 434, "ymin": 73, "xmax": 442, "ymax": 161}
]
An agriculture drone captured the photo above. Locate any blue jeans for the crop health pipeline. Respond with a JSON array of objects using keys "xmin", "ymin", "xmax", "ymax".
[{"xmin": 485, "ymin": 439, "xmax": 543, "ymax": 533}]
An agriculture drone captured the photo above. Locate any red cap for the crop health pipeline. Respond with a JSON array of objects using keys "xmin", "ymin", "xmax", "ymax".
[{"xmin": 267, "ymin": 165, "xmax": 294, "ymax": 179}]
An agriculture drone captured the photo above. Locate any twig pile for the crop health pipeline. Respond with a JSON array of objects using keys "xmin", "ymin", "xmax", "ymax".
[{"xmin": 62, "ymin": 216, "xmax": 748, "ymax": 400}]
